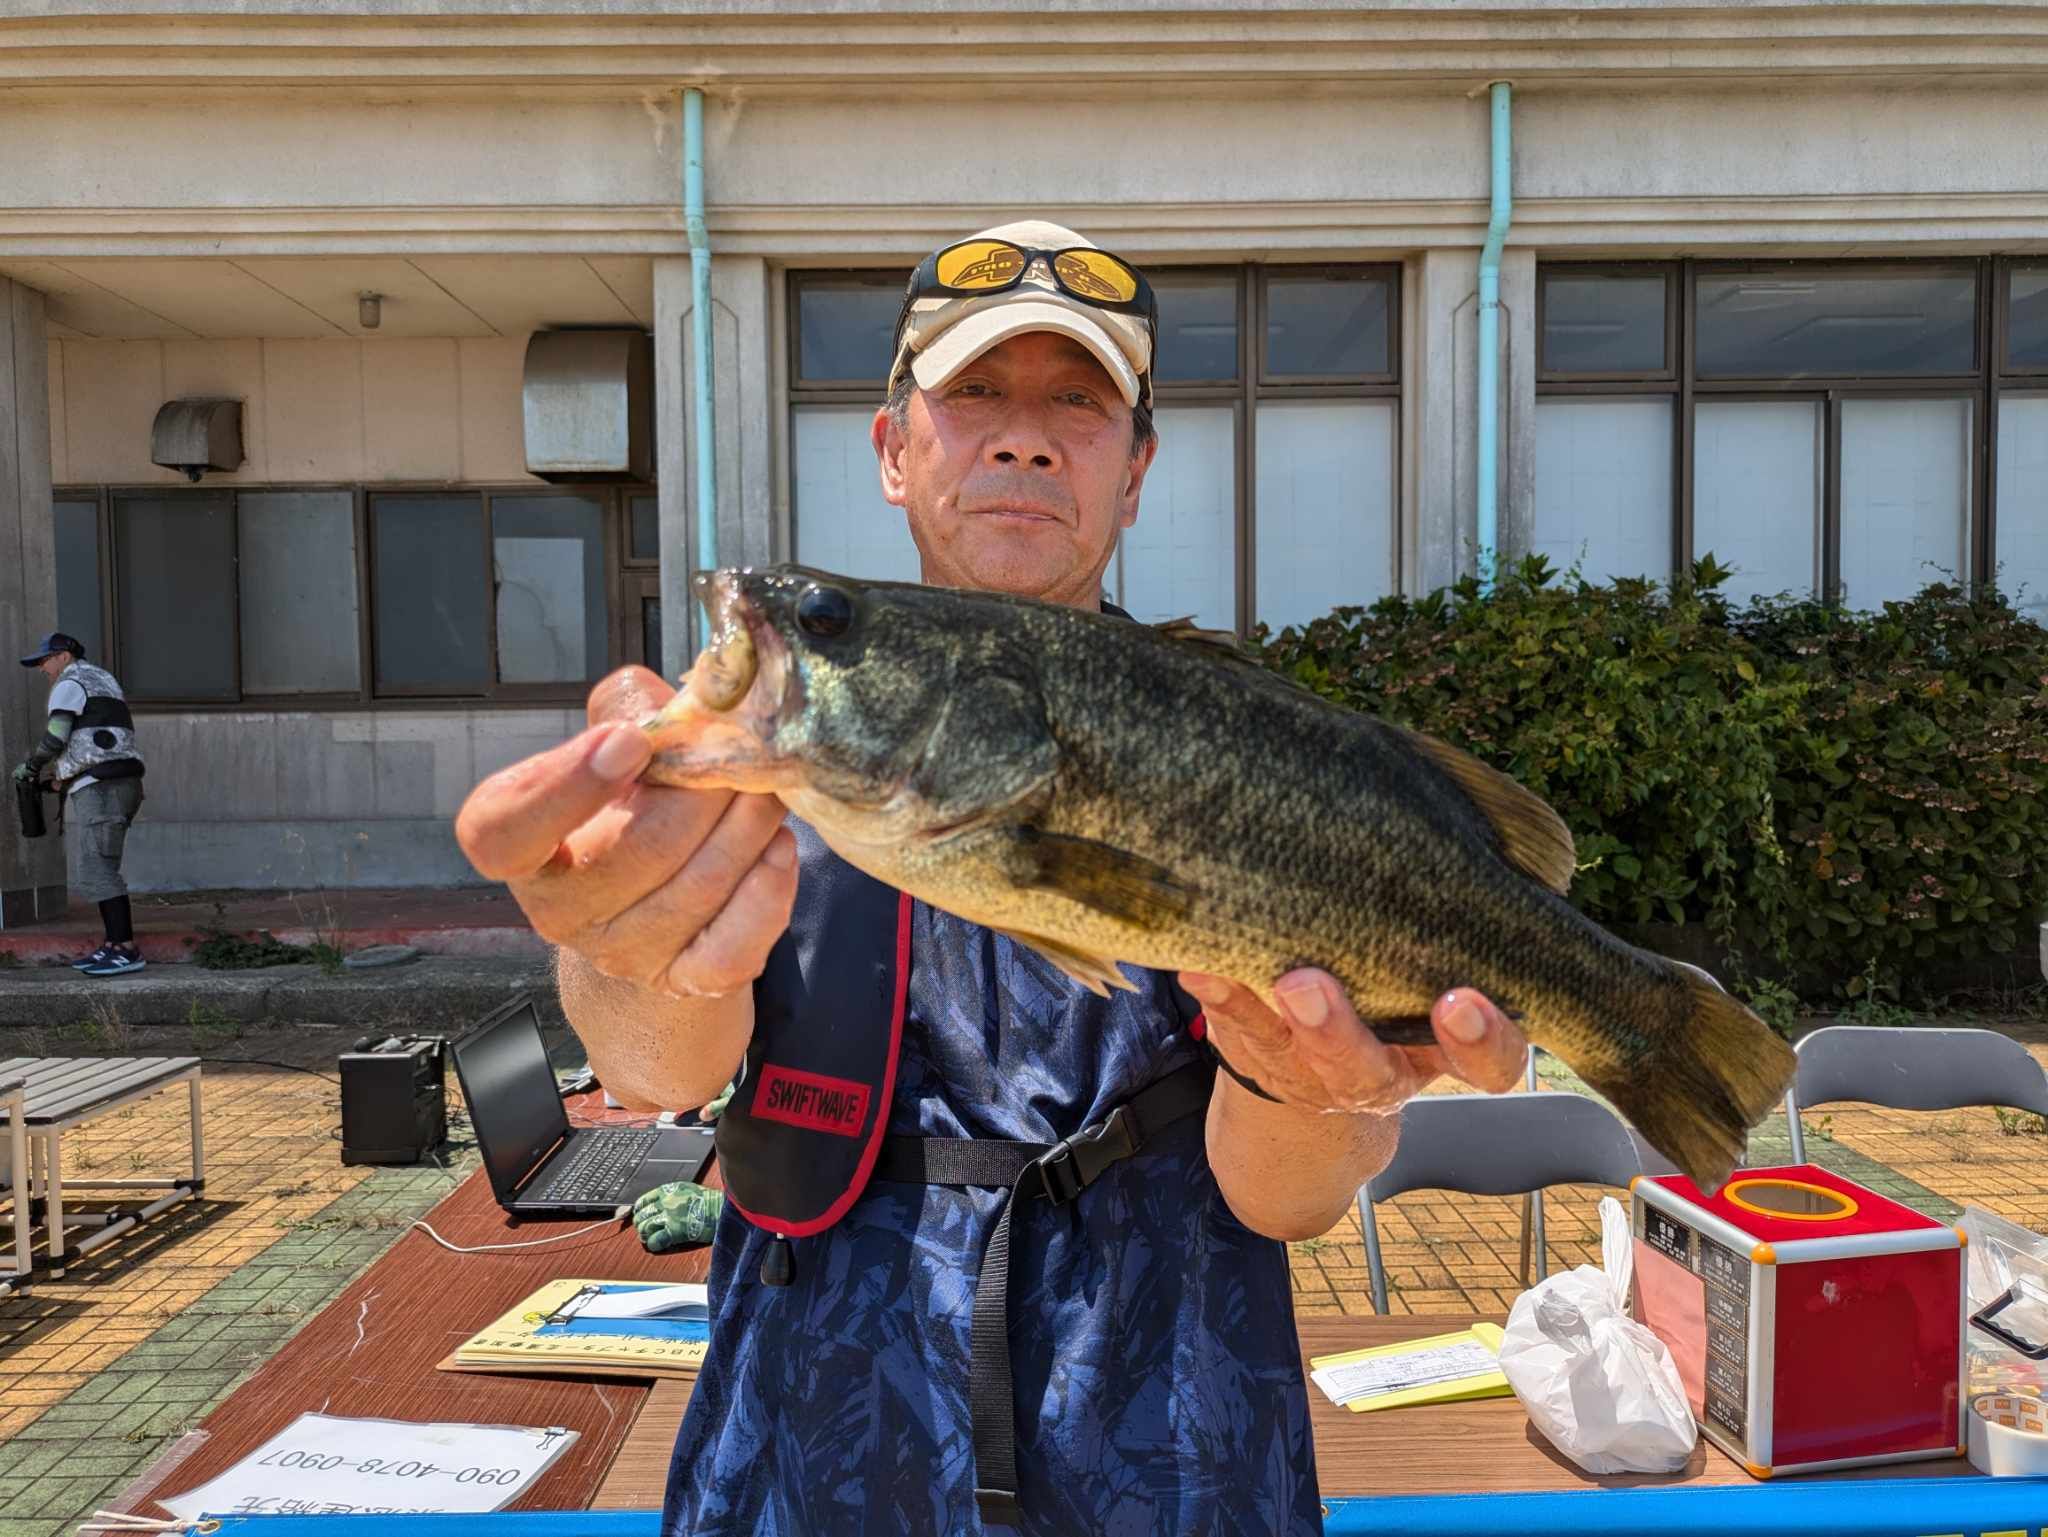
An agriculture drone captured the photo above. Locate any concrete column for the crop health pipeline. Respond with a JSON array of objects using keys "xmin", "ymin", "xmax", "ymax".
[
  {"xmin": 0, "ymin": 278, "xmax": 64, "ymax": 927},
  {"xmin": 1405, "ymin": 246, "xmax": 1536, "ymax": 596},
  {"xmin": 653, "ymin": 253, "xmax": 778, "ymax": 683}
]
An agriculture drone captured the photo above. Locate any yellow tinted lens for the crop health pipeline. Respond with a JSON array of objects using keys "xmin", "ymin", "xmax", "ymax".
[
  {"xmin": 934, "ymin": 240, "xmax": 1027, "ymax": 291},
  {"xmin": 1054, "ymin": 250, "xmax": 1139, "ymax": 305}
]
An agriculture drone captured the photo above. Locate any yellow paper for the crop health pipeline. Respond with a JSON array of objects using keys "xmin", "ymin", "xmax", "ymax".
[
  {"xmin": 446, "ymin": 1278, "xmax": 709, "ymax": 1379},
  {"xmin": 1309, "ymin": 1322, "xmax": 1510, "ymax": 1413}
]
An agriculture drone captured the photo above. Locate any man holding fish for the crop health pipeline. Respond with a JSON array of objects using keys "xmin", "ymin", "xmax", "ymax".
[{"xmin": 457, "ymin": 223, "xmax": 1542, "ymax": 1535}]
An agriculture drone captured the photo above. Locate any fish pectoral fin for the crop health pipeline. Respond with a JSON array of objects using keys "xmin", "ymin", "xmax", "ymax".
[
  {"xmin": 1010, "ymin": 826, "xmax": 1195, "ymax": 932},
  {"xmin": 990, "ymin": 926, "xmax": 1138, "ymax": 997},
  {"xmin": 1396, "ymin": 726, "xmax": 1577, "ymax": 897}
]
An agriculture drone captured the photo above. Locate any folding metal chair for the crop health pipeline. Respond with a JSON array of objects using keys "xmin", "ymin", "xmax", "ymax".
[
  {"xmin": 1785, "ymin": 1025, "xmax": 2048, "ymax": 1163},
  {"xmin": 1357, "ymin": 1086, "xmax": 1652, "ymax": 1314}
]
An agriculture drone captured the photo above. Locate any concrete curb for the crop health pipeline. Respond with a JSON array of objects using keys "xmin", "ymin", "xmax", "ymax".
[
  {"xmin": 0, "ymin": 956, "xmax": 560, "ymax": 1029},
  {"xmin": 0, "ymin": 923, "xmax": 547, "ymax": 967}
]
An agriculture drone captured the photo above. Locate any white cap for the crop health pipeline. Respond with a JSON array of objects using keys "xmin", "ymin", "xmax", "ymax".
[{"xmin": 888, "ymin": 219, "xmax": 1154, "ymax": 409}]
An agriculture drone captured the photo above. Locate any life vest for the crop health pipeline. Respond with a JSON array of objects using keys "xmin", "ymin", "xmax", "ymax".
[
  {"xmin": 50, "ymin": 660, "xmax": 144, "ymax": 793},
  {"xmin": 714, "ymin": 819, "xmax": 1235, "ymax": 1524}
]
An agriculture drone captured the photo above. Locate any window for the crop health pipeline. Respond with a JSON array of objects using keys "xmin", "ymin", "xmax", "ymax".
[
  {"xmin": 239, "ymin": 491, "xmax": 361, "ymax": 695},
  {"xmin": 1533, "ymin": 398, "xmax": 1675, "ymax": 585},
  {"xmin": 787, "ymin": 264, "xmax": 1402, "ymax": 634},
  {"xmin": 51, "ymin": 497, "xmax": 104, "ymax": 661},
  {"xmin": 2008, "ymin": 263, "xmax": 2048, "ymax": 372},
  {"xmin": 490, "ymin": 494, "xmax": 608, "ymax": 687},
  {"xmin": 1995, "ymin": 262, "xmax": 2048, "ymax": 623},
  {"xmin": 55, "ymin": 484, "xmax": 649, "ymax": 705},
  {"xmin": 373, "ymin": 494, "xmax": 492, "ymax": 694},
  {"xmin": 112, "ymin": 490, "xmax": 238, "ymax": 700},
  {"xmin": 1534, "ymin": 266, "xmax": 1678, "ymax": 583},
  {"xmin": 1534, "ymin": 260, "xmax": 2019, "ymax": 608},
  {"xmin": 1695, "ymin": 267, "xmax": 1976, "ymax": 378}
]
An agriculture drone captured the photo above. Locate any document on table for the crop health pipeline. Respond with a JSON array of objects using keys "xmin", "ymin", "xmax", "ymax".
[
  {"xmin": 160, "ymin": 1413, "xmax": 577, "ymax": 1521},
  {"xmin": 1309, "ymin": 1323, "xmax": 1510, "ymax": 1413}
]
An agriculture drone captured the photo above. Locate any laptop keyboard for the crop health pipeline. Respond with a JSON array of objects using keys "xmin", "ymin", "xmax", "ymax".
[{"xmin": 537, "ymin": 1127, "xmax": 658, "ymax": 1203}]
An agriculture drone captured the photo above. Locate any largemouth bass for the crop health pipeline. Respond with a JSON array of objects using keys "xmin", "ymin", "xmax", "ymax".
[{"xmin": 642, "ymin": 565, "xmax": 1794, "ymax": 1190}]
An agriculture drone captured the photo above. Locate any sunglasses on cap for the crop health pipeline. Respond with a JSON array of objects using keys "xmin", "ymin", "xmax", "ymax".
[{"xmin": 895, "ymin": 238, "xmax": 1159, "ymax": 337}]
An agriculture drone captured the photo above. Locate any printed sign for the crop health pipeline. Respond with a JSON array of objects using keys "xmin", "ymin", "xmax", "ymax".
[{"xmin": 161, "ymin": 1414, "xmax": 576, "ymax": 1521}]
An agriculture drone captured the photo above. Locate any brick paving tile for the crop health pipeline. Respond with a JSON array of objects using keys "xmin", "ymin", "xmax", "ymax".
[{"xmin": 0, "ymin": 1058, "xmax": 475, "ymax": 1537}]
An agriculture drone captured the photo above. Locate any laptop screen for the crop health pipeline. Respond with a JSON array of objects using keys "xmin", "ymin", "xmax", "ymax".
[{"xmin": 453, "ymin": 1001, "xmax": 570, "ymax": 1197}]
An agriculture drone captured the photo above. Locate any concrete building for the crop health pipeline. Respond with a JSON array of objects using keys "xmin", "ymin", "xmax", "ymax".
[{"xmin": 1, "ymin": 1, "xmax": 2045, "ymax": 914}]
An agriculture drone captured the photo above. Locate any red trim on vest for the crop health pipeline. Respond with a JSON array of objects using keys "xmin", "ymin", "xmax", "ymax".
[
  {"xmin": 1188, "ymin": 1013, "xmax": 1207, "ymax": 1043},
  {"xmin": 726, "ymin": 889, "xmax": 914, "ymax": 1240},
  {"xmin": 751, "ymin": 1064, "xmax": 871, "ymax": 1138}
]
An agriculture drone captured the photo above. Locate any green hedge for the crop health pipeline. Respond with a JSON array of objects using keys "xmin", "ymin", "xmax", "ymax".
[{"xmin": 1253, "ymin": 555, "xmax": 2048, "ymax": 1003}]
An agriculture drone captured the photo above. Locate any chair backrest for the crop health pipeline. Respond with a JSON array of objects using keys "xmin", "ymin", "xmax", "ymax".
[
  {"xmin": 1364, "ymin": 1091, "xmax": 1649, "ymax": 1203},
  {"xmin": 1793, "ymin": 1026, "xmax": 2048, "ymax": 1121}
]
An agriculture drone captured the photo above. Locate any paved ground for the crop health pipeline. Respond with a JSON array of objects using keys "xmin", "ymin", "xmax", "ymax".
[{"xmin": 0, "ymin": 1014, "xmax": 2042, "ymax": 1534}]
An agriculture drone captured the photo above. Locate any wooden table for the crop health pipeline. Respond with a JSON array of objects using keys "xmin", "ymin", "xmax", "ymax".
[
  {"xmin": 124, "ymin": 1091, "xmax": 716, "ymax": 1519},
  {"xmin": 1297, "ymin": 1317, "xmax": 1973, "ymax": 1494},
  {"xmin": 589, "ymin": 1313, "xmax": 1978, "ymax": 1510}
]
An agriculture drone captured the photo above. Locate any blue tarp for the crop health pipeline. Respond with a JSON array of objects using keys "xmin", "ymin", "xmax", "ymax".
[{"xmin": 197, "ymin": 1477, "xmax": 2048, "ymax": 1536}]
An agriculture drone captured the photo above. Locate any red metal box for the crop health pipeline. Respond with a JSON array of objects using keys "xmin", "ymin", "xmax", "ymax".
[{"xmin": 1631, "ymin": 1164, "xmax": 1965, "ymax": 1477}]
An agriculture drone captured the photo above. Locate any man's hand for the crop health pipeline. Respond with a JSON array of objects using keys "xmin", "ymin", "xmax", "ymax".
[
  {"xmin": 454, "ymin": 666, "xmax": 797, "ymax": 1000},
  {"xmin": 1189, "ymin": 971, "xmax": 1528, "ymax": 1240},
  {"xmin": 633, "ymin": 1180, "xmax": 725, "ymax": 1253},
  {"xmin": 11, "ymin": 762, "xmax": 31, "ymax": 783},
  {"xmin": 1180, "ymin": 970, "xmax": 1527, "ymax": 1113}
]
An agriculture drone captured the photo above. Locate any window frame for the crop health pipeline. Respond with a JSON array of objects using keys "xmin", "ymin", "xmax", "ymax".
[
  {"xmin": 53, "ymin": 480, "xmax": 651, "ymax": 711},
  {"xmin": 1535, "ymin": 256, "xmax": 2010, "ymax": 603}
]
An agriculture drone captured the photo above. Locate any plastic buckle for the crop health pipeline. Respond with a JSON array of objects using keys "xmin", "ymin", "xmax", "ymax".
[{"xmin": 1034, "ymin": 1105, "xmax": 1139, "ymax": 1206}]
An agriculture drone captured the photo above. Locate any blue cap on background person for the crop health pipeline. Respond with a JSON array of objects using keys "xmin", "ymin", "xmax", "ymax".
[{"xmin": 18, "ymin": 631, "xmax": 84, "ymax": 667}]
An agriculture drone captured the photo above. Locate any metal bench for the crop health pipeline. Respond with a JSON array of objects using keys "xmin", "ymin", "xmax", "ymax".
[
  {"xmin": 0, "ymin": 1070, "xmax": 26, "ymax": 1296},
  {"xmin": 0, "ymin": 1056, "xmax": 203, "ymax": 1274}
]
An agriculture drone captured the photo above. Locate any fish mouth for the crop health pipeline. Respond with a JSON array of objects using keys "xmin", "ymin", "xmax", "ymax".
[{"xmin": 638, "ymin": 570, "xmax": 797, "ymax": 793}]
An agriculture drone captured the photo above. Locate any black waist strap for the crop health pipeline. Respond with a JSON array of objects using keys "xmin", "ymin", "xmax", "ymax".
[{"xmin": 871, "ymin": 1058, "xmax": 1216, "ymax": 1526}]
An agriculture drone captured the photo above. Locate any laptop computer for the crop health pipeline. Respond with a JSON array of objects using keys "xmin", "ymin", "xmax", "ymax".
[{"xmin": 451, "ymin": 995, "xmax": 716, "ymax": 1218}]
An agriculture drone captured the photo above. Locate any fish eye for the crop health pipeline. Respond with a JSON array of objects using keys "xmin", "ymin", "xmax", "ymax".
[{"xmin": 796, "ymin": 584, "xmax": 855, "ymax": 640}]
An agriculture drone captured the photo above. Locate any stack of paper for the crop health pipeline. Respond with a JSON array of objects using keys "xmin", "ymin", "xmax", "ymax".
[
  {"xmin": 1309, "ymin": 1323, "xmax": 1510, "ymax": 1413},
  {"xmin": 439, "ymin": 1279, "xmax": 710, "ymax": 1381}
]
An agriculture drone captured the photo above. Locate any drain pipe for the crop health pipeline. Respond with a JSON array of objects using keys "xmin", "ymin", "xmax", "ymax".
[
  {"xmin": 684, "ymin": 87, "xmax": 717, "ymax": 645},
  {"xmin": 1475, "ymin": 80, "xmax": 1513, "ymax": 595}
]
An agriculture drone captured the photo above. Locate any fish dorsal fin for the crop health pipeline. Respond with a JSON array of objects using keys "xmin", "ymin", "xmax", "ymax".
[
  {"xmin": 1397, "ymin": 727, "xmax": 1576, "ymax": 896},
  {"xmin": 1011, "ymin": 826, "xmax": 1194, "ymax": 931},
  {"xmin": 1151, "ymin": 616, "xmax": 1316, "ymax": 697},
  {"xmin": 990, "ymin": 925, "xmax": 1139, "ymax": 998},
  {"xmin": 1152, "ymin": 615, "xmax": 1251, "ymax": 658}
]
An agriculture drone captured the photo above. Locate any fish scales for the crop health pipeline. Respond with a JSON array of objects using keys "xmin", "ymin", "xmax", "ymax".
[{"xmin": 642, "ymin": 566, "xmax": 1795, "ymax": 1189}]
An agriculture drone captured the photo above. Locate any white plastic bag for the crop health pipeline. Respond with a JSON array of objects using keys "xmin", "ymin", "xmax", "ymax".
[{"xmin": 1497, "ymin": 1195, "xmax": 1697, "ymax": 1474}]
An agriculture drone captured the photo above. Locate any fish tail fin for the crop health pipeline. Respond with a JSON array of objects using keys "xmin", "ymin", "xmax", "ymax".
[{"xmin": 1595, "ymin": 962, "xmax": 1797, "ymax": 1194}]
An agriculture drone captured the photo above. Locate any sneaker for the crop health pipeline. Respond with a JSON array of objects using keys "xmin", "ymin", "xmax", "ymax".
[
  {"xmin": 82, "ymin": 947, "xmax": 146, "ymax": 978},
  {"xmin": 70, "ymin": 945, "xmax": 112, "ymax": 971}
]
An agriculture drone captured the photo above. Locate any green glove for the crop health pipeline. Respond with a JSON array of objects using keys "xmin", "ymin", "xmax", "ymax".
[
  {"xmin": 697, "ymin": 1081, "xmax": 735, "ymax": 1122},
  {"xmin": 633, "ymin": 1180, "xmax": 724, "ymax": 1253},
  {"xmin": 11, "ymin": 763, "xmax": 31, "ymax": 783}
]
